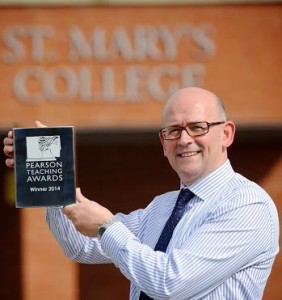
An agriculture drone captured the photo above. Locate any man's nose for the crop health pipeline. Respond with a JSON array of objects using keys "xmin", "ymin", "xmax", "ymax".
[{"xmin": 178, "ymin": 128, "xmax": 193, "ymax": 145}]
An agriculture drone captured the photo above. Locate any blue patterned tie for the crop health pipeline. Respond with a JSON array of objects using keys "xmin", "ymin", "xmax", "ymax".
[{"xmin": 139, "ymin": 188, "xmax": 194, "ymax": 300}]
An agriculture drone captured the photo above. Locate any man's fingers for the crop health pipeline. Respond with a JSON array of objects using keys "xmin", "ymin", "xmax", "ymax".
[
  {"xmin": 5, "ymin": 158, "xmax": 14, "ymax": 168},
  {"xmin": 7, "ymin": 130, "xmax": 13, "ymax": 139},
  {"xmin": 3, "ymin": 136, "xmax": 13, "ymax": 147},
  {"xmin": 4, "ymin": 137, "xmax": 13, "ymax": 146},
  {"xmin": 35, "ymin": 120, "xmax": 47, "ymax": 128},
  {"xmin": 63, "ymin": 204, "xmax": 76, "ymax": 217},
  {"xmin": 3, "ymin": 137, "xmax": 14, "ymax": 168},
  {"xmin": 3, "ymin": 131, "xmax": 14, "ymax": 168},
  {"xmin": 3, "ymin": 144, "xmax": 13, "ymax": 156}
]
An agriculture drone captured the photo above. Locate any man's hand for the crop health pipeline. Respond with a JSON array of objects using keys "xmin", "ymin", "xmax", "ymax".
[
  {"xmin": 3, "ymin": 130, "xmax": 14, "ymax": 167},
  {"xmin": 3, "ymin": 120, "xmax": 46, "ymax": 168},
  {"xmin": 63, "ymin": 188, "xmax": 114, "ymax": 237}
]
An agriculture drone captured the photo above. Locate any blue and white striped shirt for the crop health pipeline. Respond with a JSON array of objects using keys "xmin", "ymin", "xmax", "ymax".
[{"xmin": 46, "ymin": 160, "xmax": 279, "ymax": 299}]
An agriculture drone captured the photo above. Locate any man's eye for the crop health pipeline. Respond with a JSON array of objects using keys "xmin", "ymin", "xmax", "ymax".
[
  {"xmin": 189, "ymin": 125, "xmax": 204, "ymax": 131},
  {"xmin": 168, "ymin": 128, "xmax": 180, "ymax": 135}
]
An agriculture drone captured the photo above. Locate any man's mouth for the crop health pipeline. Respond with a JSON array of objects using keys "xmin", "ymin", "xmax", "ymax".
[{"xmin": 177, "ymin": 151, "xmax": 200, "ymax": 157}]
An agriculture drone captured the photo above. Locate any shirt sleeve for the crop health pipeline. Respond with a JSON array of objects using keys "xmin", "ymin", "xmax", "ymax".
[
  {"xmin": 45, "ymin": 207, "xmax": 111, "ymax": 263},
  {"xmin": 45, "ymin": 206, "xmax": 144, "ymax": 264},
  {"xmin": 99, "ymin": 195, "xmax": 277, "ymax": 300}
]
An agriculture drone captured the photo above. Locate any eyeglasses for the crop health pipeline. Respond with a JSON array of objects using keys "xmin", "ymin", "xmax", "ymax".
[{"xmin": 159, "ymin": 121, "xmax": 225, "ymax": 140}]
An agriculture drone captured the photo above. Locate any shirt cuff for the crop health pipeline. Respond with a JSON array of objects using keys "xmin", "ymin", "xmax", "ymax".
[
  {"xmin": 100, "ymin": 221, "xmax": 135, "ymax": 262},
  {"xmin": 47, "ymin": 206, "xmax": 64, "ymax": 210}
]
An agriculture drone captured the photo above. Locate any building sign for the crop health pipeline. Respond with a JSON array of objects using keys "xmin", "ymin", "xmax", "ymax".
[
  {"xmin": 7, "ymin": 24, "xmax": 213, "ymax": 103},
  {"xmin": 0, "ymin": 5, "xmax": 281, "ymax": 128}
]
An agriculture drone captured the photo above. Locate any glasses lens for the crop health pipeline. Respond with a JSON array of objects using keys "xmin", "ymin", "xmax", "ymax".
[
  {"xmin": 167, "ymin": 127, "xmax": 181, "ymax": 139},
  {"xmin": 161, "ymin": 127, "xmax": 181, "ymax": 139},
  {"xmin": 187, "ymin": 122, "xmax": 208, "ymax": 136}
]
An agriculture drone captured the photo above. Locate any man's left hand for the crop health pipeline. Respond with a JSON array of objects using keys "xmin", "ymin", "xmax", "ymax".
[{"xmin": 63, "ymin": 188, "xmax": 114, "ymax": 237}]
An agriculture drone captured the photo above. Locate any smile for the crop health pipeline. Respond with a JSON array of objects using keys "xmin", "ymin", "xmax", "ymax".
[{"xmin": 177, "ymin": 151, "xmax": 200, "ymax": 157}]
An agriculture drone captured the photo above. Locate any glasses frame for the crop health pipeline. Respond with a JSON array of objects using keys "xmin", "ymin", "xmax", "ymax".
[{"xmin": 159, "ymin": 121, "xmax": 226, "ymax": 140}]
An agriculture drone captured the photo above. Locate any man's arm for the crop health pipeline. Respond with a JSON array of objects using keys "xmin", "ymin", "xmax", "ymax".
[
  {"xmin": 46, "ymin": 196, "xmax": 144, "ymax": 265},
  {"xmin": 46, "ymin": 207, "xmax": 114, "ymax": 264}
]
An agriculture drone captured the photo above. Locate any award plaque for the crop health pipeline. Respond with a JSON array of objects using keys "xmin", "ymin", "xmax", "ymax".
[{"xmin": 13, "ymin": 126, "xmax": 76, "ymax": 208}]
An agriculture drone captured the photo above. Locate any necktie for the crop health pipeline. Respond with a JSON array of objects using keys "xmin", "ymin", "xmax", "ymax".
[{"xmin": 139, "ymin": 189, "xmax": 194, "ymax": 300}]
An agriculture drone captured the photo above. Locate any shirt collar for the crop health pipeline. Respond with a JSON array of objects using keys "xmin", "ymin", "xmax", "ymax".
[{"xmin": 181, "ymin": 160, "xmax": 235, "ymax": 202}]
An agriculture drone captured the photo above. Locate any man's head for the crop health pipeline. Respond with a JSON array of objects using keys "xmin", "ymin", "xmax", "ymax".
[{"xmin": 160, "ymin": 87, "xmax": 235, "ymax": 186}]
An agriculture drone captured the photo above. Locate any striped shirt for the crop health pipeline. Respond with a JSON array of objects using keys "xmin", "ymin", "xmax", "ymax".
[{"xmin": 46, "ymin": 160, "xmax": 279, "ymax": 299}]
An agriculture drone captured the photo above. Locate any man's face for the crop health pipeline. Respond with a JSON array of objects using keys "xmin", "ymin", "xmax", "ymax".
[{"xmin": 160, "ymin": 89, "xmax": 234, "ymax": 185}]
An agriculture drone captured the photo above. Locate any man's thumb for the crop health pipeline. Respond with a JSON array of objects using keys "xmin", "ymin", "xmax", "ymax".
[
  {"xmin": 34, "ymin": 120, "xmax": 47, "ymax": 128},
  {"xmin": 76, "ymin": 187, "xmax": 87, "ymax": 203}
]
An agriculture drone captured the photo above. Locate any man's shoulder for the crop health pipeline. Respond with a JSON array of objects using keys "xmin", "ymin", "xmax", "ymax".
[
  {"xmin": 145, "ymin": 190, "xmax": 182, "ymax": 210},
  {"xmin": 153, "ymin": 190, "xmax": 180, "ymax": 202},
  {"xmin": 229, "ymin": 172, "xmax": 272, "ymax": 200}
]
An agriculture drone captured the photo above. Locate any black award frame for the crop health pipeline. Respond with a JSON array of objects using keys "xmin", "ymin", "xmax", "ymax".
[{"xmin": 13, "ymin": 126, "xmax": 76, "ymax": 208}]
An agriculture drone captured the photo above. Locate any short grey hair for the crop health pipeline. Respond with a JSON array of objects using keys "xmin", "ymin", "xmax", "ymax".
[{"xmin": 215, "ymin": 96, "xmax": 227, "ymax": 121}]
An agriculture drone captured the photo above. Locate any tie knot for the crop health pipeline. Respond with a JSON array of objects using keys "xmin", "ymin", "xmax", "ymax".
[{"xmin": 176, "ymin": 188, "xmax": 194, "ymax": 208}]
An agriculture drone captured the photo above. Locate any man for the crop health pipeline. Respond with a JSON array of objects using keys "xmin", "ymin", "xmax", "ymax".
[{"xmin": 3, "ymin": 87, "xmax": 279, "ymax": 299}]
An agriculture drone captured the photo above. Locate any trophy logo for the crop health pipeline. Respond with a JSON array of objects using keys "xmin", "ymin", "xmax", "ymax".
[{"xmin": 26, "ymin": 136, "xmax": 61, "ymax": 162}]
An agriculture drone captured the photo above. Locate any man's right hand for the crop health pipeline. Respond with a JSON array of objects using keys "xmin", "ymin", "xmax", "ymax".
[
  {"xmin": 3, "ymin": 130, "xmax": 14, "ymax": 167},
  {"xmin": 3, "ymin": 120, "xmax": 46, "ymax": 168}
]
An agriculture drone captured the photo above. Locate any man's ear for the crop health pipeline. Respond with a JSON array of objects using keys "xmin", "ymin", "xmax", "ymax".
[
  {"xmin": 222, "ymin": 121, "xmax": 236, "ymax": 148},
  {"xmin": 159, "ymin": 133, "xmax": 168, "ymax": 157}
]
